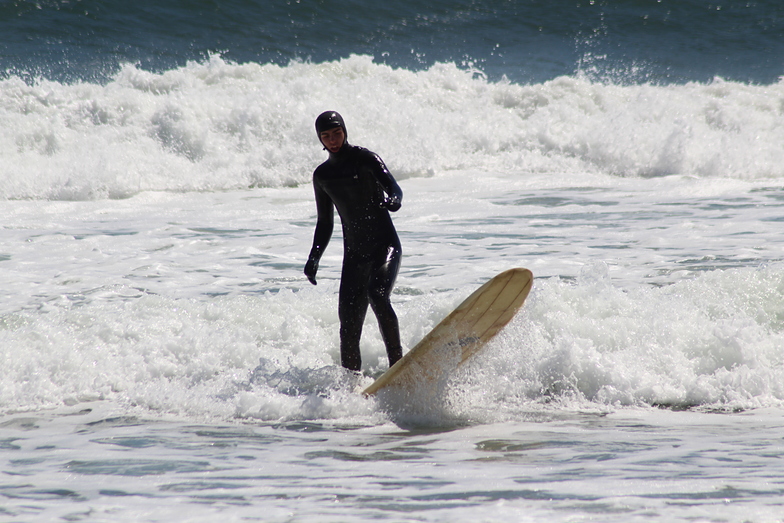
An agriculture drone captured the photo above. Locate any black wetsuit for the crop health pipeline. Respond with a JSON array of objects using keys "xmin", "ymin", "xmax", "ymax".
[{"xmin": 305, "ymin": 142, "xmax": 403, "ymax": 371}]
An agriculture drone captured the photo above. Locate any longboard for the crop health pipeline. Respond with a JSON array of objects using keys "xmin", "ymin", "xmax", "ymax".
[{"xmin": 363, "ymin": 268, "xmax": 533, "ymax": 396}]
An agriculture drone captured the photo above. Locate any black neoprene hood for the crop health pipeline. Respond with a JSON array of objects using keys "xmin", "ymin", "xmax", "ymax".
[{"xmin": 315, "ymin": 111, "xmax": 347, "ymax": 138}]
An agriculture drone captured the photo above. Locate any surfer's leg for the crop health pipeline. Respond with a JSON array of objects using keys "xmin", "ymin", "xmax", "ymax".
[
  {"xmin": 369, "ymin": 244, "xmax": 402, "ymax": 367},
  {"xmin": 338, "ymin": 258, "xmax": 371, "ymax": 371}
]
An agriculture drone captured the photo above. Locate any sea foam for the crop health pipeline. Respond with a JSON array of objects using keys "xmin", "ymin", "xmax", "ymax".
[{"xmin": 1, "ymin": 55, "xmax": 782, "ymax": 201}]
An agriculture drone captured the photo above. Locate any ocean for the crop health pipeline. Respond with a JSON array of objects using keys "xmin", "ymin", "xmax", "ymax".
[{"xmin": 1, "ymin": 1, "xmax": 784, "ymax": 521}]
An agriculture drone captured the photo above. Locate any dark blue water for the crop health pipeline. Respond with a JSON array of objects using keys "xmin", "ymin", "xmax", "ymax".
[{"xmin": 2, "ymin": 0, "xmax": 783, "ymax": 85}]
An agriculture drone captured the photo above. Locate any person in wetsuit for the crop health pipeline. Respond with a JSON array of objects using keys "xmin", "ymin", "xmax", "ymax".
[{"xmin": 304, "ymin": 111, "xmax": 403, "ymax": 371}]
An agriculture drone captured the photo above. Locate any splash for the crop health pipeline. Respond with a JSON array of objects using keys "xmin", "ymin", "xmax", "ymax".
[{"xmin": 1, "ymin": 55, "xmax": 782, "ymax": 201}]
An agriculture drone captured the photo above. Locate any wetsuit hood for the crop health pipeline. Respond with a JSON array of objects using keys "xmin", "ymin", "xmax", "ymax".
[
  {"xmin": 315, "ymin": 111, "xmax": 347, "ymax": 138},
  {"xmin": 315, "ymin": 111, "xmax": 350, "ymax": 156},
  {"xmin": 316, "ymin": 111, "xmax": 348, "ymax": 150}
]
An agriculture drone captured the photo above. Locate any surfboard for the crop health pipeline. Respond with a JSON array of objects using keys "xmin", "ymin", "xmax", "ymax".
[{"xmin": 362, "ymin": 268, "xmax": 533, "ymax": 396}]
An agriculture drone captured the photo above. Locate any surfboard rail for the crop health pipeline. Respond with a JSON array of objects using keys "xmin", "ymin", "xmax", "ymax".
[{"xmin": 363, "ymin": 268, "xmax": 533, "ymax": 396}]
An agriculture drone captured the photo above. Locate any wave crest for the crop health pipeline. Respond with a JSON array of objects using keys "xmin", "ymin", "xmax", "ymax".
[{"xmin": 1, "ymin": 55, "xmax": 781, "ymax": 200}]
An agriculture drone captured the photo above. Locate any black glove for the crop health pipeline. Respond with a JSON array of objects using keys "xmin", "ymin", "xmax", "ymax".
[
  {"xmin": 380, "ymin": 195, "xmax": 401, "ymax": 212},
  {"xmin": 304, "ymin": 256, "xmax": 319, "ymax": 285}
]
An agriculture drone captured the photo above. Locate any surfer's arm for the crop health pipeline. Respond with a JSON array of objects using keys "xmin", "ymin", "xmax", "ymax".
[
  {"xmin": 369, "ymin": 153, "xmax": 402, "ymax": 212},
  {"xmin": 305, "ymin": 179, "xmax": 334, "ymax": 285}
]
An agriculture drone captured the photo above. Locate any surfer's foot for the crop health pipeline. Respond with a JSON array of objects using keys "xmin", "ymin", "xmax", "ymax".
[
  {"xmin": 340, "ymin": 360, "xmax": 361, "ymax": 372},
  {"xmin": 387, "ymin": 347, "xmax": 402, "ymax": 367}
]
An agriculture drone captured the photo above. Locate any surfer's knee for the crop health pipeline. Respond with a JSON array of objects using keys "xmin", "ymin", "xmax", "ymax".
[{"xmin": 369, "ymin": 294, "xmax": 397, "ymax": 327}]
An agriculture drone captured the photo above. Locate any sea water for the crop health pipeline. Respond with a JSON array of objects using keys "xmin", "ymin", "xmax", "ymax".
[{"xmin": 2, "ymin": 1, "xmax": 784, "ymax": 521}]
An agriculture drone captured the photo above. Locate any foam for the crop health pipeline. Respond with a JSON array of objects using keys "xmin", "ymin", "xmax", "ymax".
[
  {"xmin": 1, "ymin": 55, "xmax": 782, "ymax": 201},
  {"xmin": 2, "ymin": 259, "xmax": 783, "ymax": 420}
]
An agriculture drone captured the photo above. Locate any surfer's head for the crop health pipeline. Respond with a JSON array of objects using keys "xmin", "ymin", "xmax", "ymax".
[{"xmin": 316, "ymin": 111, "xmax": 347, "ymax": 153}]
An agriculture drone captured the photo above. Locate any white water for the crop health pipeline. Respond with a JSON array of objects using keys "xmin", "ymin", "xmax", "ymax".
[
  {"xmin": 1, "ymin": 57, "xmax": 784, "ymax": 521},
  {"xmin": 3, "ymin": 172, "xmax": 784, "ymax": 416},
  {"xmin": 2, "ymin": 55, "xmax": 783, "ymax": 201}
]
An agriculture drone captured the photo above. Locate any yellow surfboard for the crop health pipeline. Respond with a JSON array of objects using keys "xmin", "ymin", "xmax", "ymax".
[{"xmin": 363, "ymin": 268, "xmax": 533, "ymax": 396}]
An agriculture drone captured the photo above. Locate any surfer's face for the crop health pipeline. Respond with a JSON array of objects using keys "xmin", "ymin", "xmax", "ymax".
[{"xmin": 319, "ymin": 127, "xmax": 345, "ymax": 153}]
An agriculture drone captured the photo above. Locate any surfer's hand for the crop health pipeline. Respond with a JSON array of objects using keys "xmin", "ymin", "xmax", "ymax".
[
  {"xmin": 381, "ymin": 195, "xmax": 401, "ymax": 212},
  {"xmin": 304, "ymin": 256, "xmax": 319, "ymax": 285}
]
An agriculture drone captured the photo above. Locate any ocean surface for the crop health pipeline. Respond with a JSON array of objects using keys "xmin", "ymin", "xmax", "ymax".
[{"xmin": 2, "ymin": 1, "xmax": 784, "ymax": 521}]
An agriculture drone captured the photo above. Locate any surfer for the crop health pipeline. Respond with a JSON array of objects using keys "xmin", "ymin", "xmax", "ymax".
[{"xmin": 304, "ymin": 111, "xmax": 404, "ymax": 372}]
